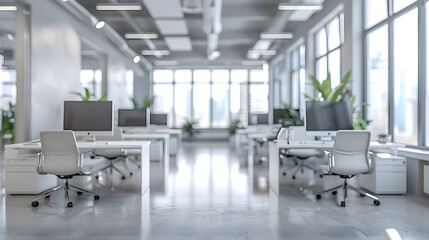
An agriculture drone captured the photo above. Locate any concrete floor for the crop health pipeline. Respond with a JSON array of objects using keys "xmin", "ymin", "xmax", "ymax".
[{"xmin": 1, "ymin": 141, "xmax": 429, "ymax": 240}]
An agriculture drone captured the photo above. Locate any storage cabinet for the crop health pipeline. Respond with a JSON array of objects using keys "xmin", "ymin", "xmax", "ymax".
[{"xmin": 359, "ymin": 153, "xmax": 407, "ymax": 194}]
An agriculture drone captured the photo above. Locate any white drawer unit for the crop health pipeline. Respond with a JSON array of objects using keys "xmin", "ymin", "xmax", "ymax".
[
  {"xmin": 6, "ymin": 154, "xmax": 58, "ymax": 194},
  {"xmin": 359, "ymin": 153, "xmax": 407, "ymax": 194}
]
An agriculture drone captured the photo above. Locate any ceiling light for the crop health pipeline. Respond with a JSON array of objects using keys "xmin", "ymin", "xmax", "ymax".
[
  {"xmin": 141, "ymin": 50, "xmax": 170, "ymax": 56},
  {"xmin": 133, "ymin": 56, "xmax": 141, "ymax": 63},
  {"xmin": 125, "ymin": 33, "xmax": 158, "ymax": 39},
  {"xmin": 278, "ymin": 4, "xmax": 323, "ymax": 11},
  {"xmin": 96, "ymin": 4, "xmax": 142, "ymax": 11},
  {"xmin": 95, "ymin": 20, "xmax": 105, "ymax": 29},
  {"xmin": 155, "ymin": 60, "xmax": 178, "ymax": 66},
  {"xmin": 0, "ymin": 6, "xmax": 17, "ymax": 11},
  {"xmin": 260, "ymin": 33, "xmax": 293, "ymax": 40},
  {"xmin": 248, "ymin": 49, "xmax": 277, "ymax": 56},
  {"xmin": 6, "ymin": 33, "xmax": 14, "ymax": 41}
]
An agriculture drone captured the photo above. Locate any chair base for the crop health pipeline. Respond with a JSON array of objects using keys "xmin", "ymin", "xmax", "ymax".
[
  {"xmin": 97, "ymin": 160, "xmax": 133, "ymax": 180},
  {"xmin": 31, "ymin": 179, "xmax": 100, "ymax": 208},
  {"xmin": 282, "ymin": 157, "xmax": 318, "ymax": 179},
  {"xmin": 315, "ymin": 178, "xmax": 380, "ymax": 207}
]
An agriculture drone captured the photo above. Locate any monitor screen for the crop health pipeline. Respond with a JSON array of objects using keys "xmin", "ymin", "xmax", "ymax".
[
  {"xmin": 248, "ymin": 114, "xmax": 269, "ymax": 125},
  {"xmin": 150, "ymin": 113, "xmax": 168, "ymax": 126},
  {"xmin": 118, "ymin": 109, "xmax": 147, "ymax": 127},
  {"xmin": 63, "ymin": 101, "xmax": 113, "ymax": 137},
  {"xmin": 305, "ymin": 101, "xmax": 353, "ymax": 137}
]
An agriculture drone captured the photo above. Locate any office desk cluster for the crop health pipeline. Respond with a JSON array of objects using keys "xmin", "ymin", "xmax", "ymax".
[{"xmin": 268, "ymin": 140, "xmax": 406, "ymax": 195}]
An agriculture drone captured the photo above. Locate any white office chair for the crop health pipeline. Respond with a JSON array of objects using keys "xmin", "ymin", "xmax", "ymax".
[
  {"xmin": 282, "ymin": 126, "xmax": 323, "ymax": 179},
  {"xmin": 31, "ymin": 131, "xmax": 100, "ymax": 208},
  {"xmin": 94, "ymin": 127, "xmax": 133, "ymax": 180},
  {"xmin": 315, "ymin": 130, "xmax": 380, "ymax": 207}
]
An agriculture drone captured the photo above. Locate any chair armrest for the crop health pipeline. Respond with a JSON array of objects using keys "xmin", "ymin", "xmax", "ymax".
[
  {"xmin": 323, "ymin": 150, "xmax": 334, "ymax": 173},
  {"xmin": 367, "ymin": 152, "xmax": 374, "ymax": 174}
]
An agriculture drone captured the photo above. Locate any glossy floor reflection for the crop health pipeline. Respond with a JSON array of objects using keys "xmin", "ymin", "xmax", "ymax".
[{"xmin": 1, "ymin": 141, "xmax": 429, "ymax": 240}]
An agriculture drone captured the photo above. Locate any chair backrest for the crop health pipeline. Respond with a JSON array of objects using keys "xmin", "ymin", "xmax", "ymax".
[
  {"xmin": 39, "ymin": 131, "xmax": 82, "ymax": 176},
  {"xmin": 331, "ymin": 130, "xmax": 371, "ymax": 176},
  {"xmin": 288, "ymin": 126, "xmax": 314, "ymax": 141}
]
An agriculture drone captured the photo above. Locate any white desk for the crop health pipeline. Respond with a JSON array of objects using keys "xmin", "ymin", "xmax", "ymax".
[
  {"xmin": 125, "ymin": 128, "xmax": 182, "ymax": 155},
  {"xmin": 123, "ymin": 133, "xmax": 169, "ymax": 169},
  {"xmin": 268, "ymin": 141, "xmax": 406, "ymax": 195},
  {"xmin": 5, "ymin": 141, "xmax": 151, "ymax": 195}
]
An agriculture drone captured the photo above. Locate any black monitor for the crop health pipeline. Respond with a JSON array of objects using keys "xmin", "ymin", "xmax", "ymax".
[
  {"xmin": 118, "ymin": 109, "xmax": 147, "ymax": 127},
  {"xmin": 150, "ymin": 113, "xmax": 168, "ymax": 126},
  {"xmin": 273, "ymin": 108, "xmax": 301, "ymax": 126},
  {"xmin": 305, "ymin": 101, "xmax": 353, "ymax": 138},
  {"xmin": 63, "ymin": 101, "xmax": 114, "ymax": 137},
  {"xmin": 248, "ymin": 114, "xmax": 269, "ymax": 125}
]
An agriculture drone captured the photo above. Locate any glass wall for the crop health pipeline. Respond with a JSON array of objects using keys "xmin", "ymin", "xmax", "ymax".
[
  {"xmin": 290, "ymin": 44, "xmax": 306, "ymax": 111},
  {"xmin": 153, "ymin": 68, "xmax": 268, "ymax": 128},
  {"xmin": 272, "ymin": 58, "xmax": 286, "ymax": 108}
]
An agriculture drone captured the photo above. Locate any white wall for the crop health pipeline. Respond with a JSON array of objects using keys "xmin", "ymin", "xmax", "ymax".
[{"xmin": 22, "ymin": 0, "xmax": 148, "ymax": 140}]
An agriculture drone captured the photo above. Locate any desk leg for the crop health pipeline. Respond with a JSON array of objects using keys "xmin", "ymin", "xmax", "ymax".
[
  {"xmin": 248, "ymin": 138, "xmax": 255, "ymax": 167},
  {"xmin": 141, "ymin": 144, "xmax": 150, "ymax": 195},
  {"xmin": 269, "ymin": 142, "xmax": 279, "ymax": 195}
]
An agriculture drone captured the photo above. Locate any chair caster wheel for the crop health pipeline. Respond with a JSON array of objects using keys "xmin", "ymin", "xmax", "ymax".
[
  {"xmin": 373, "ymin": 200, "xmax": 380, "ymax": 206},
  {"xmin": 67, "ymin": 202, "xmax": 73, "ymax": 208},
  {"xmin": 282, "ymin": 172, "xmax": 286, "ymax": 176},
  {"xmin": 94, "ymin": 195, "xmax": 100, "ymax": 201},
  {"xmin": 292, "ymin": 176, "xmax": 296, "ymax": 180},
  {"xmin": 31, "ymin": 201, "xmax": 39, "ymax": 207},
  {"xmin": 316, "ymin": 194, "xmax": 321, "ymax": 200},
  {"xmin": 130, "ymin": 172, "xmax": 133, "ymax": 176},
  {"xmin": 45, "ymin": 195, "xmax": 51, "ymax": 199},
  {"xmin": 319, "ymin": 175, "xmax": 324, "ymax": 178},
  {"xmin": 332, "ymin": 191, "xmax": 337, "ymax": 195},
  {"xmin": 138, "ymin": 165, "xmax": 141, "ymax": 169},
  {"xmin": 95, "ymin": 176, "xmax": 99, "ymax": 180},
  {"xmin": 340, "ymin": 201, "xmax": 346, "ymax": 207},
  {"xmin": 77, "ymin": 191, "xmax": 83, "ymax": 195},
  {"xmin": 121, "ymin": 176, "xmax": 126, "ymax": 180},
  {"xmin": 360, "ymin": 194, "xmax": 365, "ymax": 197}
]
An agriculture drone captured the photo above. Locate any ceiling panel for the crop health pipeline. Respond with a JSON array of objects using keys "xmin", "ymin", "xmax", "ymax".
[
  {"xmin": 164, "ymin": 37, "xmax": 193, "ymax": 51},
  {"xmin": 142, "ymin": 0, "xmax": 183, "ymax": 18},
  {"xmin": 155, "ymin": 19, "xmax": 189, "ymax": 35}
]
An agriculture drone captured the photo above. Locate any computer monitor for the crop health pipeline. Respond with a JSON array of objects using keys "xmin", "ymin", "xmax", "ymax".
[
  {"xmin": 305, "ymin": 101, "xmax": 353, "ymax": 139},
  {"xmin": 150, "ymin": 113, "xmax": 168, "ymax": 126},
  {"xmin": 248, "ymin": 114, "xmax": 269, "ymax": 125},
  {"xmin": 118, "ymin": 109, "xmax": 147, "ymax": 127},
  {"xmin": 273, "ymin": 108, "xmax": 301, "ymax": 126},
  {"xmin": 63, "ymin": 101, "xmax": 114, "ymax": 137}
]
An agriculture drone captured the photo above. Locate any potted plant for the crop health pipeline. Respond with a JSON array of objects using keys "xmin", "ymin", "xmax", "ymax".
[
  {"xmin": 377, "ymin": 133, "xmax": 390, "ymax": 144},
  {"xmin": 227, "ymin": 119, "xmax": 242, "ymax": 135},
  {"xmin": 181, "ymin": 118, "xmax": 199, "ymax": 140},
  {"xmin": 1, "ymin": 102, "xmax": 15, "ymax": 144},
  {"xmin": 70, "ymin": 87, "xmax": 106, "ymax": 101}
]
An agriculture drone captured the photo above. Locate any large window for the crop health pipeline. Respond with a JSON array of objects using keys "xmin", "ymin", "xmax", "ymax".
[
  {"xmin": 80, "ymin": 69, "xmax": 102, "ymax": 99},
  {"xmin": 290, "ymin": 44, "xmax": 306, "ymax": 111},
  {"xmin": 153, "ymin": 68, "xmax": 268, "ymax": 128},
  {"xmin": 314, "ymin": 14, "xmax": 343, "ymax": 87},
  {"xmin": 365, "ymin": 0, "xmax": 421, "ymax": 145},
  {"xmin": 272, "ymin": 58, "xmax": 286, "ymax": 108}
]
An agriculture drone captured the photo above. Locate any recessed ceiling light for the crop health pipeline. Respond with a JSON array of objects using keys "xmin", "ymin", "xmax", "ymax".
[
  {"xmin": 6, "ymin": 33, "xmax": 14, "ymax": 41},
  {"xmin": 96, "ymin": 4, "xmax": 142, "ymax": 11},
  {"xmin": 0, "ymin": 6, "xmax": 17, "ymax": 11},
  {"xmin": 248, "ymin": 49, "xmax": 277, "ymax": 56},
  {"xmin": 260, "ymin": 33, "xmax": 293, "ymax": 40},
  {"xmin": 141, "ymin": 50, "xmax": 170, "ymax": 56},
  {"xmin": 278, "ymin": 4, "xmax": 323, "ymax": 11},
  {"xmin": 133, "ymin": 56, "xmax": 141, "ymax": 63},
  {"xmin": 95, "ymin": 20, "xmax": 105, "ymax": 29},
  {"xmin": 125, "ymin": 33, "xmax": 158, "ymax": 39}
]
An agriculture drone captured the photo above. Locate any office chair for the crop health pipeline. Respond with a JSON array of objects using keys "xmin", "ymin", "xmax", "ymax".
[
  {"xmin": 315, "ymin": 130, "xmax": 380, "ymax": 207},
  {"xmin": 31, "ymin": 131, "xmax": 100, "ymax": 208},
  {"xmin": 282, "ymin": 126, "xmax": 323, "ymax": 179},
  {"xmin": 94, "ymin": 127, "xmax": 133, "ymax": 180}
]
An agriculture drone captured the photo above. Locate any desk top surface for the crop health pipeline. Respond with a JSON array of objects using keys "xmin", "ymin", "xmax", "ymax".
[
  {"xmin": 275, "ymin": 140, "xmax": 405, "ymax": 150},
  {"xmin": 123, "ymin": 133, "xmax": 170, "ymax": 140},
  {"xmin": 6, "ymin": 140, "xmax": 151, "ymax": 150}
]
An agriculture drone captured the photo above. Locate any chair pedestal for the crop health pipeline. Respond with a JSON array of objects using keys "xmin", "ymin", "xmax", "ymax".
[
  {"xmin": 316, "ymin": 177, "xmax": 380, "ymax": 207},
  {"xmin": 31, "ymin": 178, "xmax": 100, "ymax": 208}
]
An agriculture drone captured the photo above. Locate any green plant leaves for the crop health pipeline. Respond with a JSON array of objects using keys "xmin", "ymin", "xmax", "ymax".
[{"xmin": 70, "ymin": 87, "xmax": 106, "ymax": 101}]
